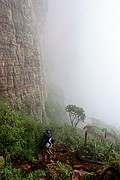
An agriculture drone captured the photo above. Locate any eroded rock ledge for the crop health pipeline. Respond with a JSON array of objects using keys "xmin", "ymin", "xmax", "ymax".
[{"xmin": 0, "ymin": 0, "xmax": 48, "ymax": 121}]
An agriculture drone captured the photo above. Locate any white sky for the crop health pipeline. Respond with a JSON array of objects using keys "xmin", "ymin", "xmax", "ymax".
[{"xmin": 44, "ymin": 0, "xmax": 120, "ymax": 127}]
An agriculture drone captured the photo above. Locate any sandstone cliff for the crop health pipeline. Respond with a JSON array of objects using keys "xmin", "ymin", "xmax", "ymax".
[{"xmin": 0, "ymin": 0, "xmax": 47, "ymax": 121}]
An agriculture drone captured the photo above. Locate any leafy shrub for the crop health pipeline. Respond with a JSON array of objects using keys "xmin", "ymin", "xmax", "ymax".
[
  {"xmin": 0, "ymin": 164, "xmax": 46, "ymax": 180},
  {"xmin": 0, "ymin": 165, "xmax": 25, "ymax": 180},
  {"xmin": 0, "ymin": 97, "xmax": 43, "ymax": 163},
  {"xmin": 91, "ymin": 141, "xmax": 120, "ymax": 162},
  {"xmin": 47, "ymin": 161, "xmax": 73, "ymax": 180},
  {"xmin": 24, "ymin": 169, "xmax": 46, "ymax": 180}
]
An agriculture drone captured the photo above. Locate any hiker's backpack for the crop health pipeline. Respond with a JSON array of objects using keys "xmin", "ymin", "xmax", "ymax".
[{"xmin": 39, "ymin": 130, "xmax": 52, "ymax": 149}]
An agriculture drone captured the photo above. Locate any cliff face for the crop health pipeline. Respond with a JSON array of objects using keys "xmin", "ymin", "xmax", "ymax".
[{"xmin": 0, "ymin": 0, "xmax": 47, "ymax": 121}]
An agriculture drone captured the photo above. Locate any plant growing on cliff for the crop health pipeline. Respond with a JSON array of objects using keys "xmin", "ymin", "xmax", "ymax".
[{"xmin": 65, "ymin": 105, "xmax": 86, "ymax": 128}]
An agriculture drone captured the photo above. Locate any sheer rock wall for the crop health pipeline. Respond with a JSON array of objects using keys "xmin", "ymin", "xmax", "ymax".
[{"xmin": 0, "ymin": 0, "xmax": 47, "ymax": 121}]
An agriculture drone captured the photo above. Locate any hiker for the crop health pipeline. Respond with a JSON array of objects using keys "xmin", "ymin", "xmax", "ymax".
[
  {"xmin": 39, "ymin": 130, "xmax": 52, "ymax": 154},
  {"xmin": 39, "ymin": 130, "xmax": 56, "ymax": 162},
  {"xmin": 44, "ymin": 137, "xmax": 56, "ymax": 162}
]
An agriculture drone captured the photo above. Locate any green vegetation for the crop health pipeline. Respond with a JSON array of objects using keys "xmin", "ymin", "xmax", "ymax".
[
  {"xmin": 0, "ymin": 95, "xmax": 120, "ymax": 179},
  {"xmin": 0, "ymin": 164, "xmax": 46, "ymax": 180},
  {"xmin": 47, "ymin": 161, "xmax": 73, "ymax": 180}
]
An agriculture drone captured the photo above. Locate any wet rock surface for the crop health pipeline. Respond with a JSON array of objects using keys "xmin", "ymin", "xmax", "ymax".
[
  {"xmin": 10, "ymin": 144, "xmax": 120, "ymax": 180},
  {"xmin": 0, "ymin": 0, "xmax": 47, "ymax": 121}
]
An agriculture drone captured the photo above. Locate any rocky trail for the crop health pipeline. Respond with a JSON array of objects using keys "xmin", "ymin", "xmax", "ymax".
[{"xmin": 9, "ymin": 143, "xmax": 120, "ymax": 179}]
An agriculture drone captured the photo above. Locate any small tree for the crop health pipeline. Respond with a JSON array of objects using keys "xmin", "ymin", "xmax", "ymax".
[{"xmin": 65, "ymin": 105, "xmax": 86, "ymax": 128}]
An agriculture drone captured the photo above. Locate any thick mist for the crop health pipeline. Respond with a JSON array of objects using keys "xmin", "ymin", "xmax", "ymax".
[{"xmin": 44, "ymin": 0, "xmax": 120, "ymax": 127}]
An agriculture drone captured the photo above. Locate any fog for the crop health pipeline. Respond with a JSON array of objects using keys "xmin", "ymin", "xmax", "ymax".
[{"xmin": 44, "ymin": 0, "xmax": 120, "ymax": 127}]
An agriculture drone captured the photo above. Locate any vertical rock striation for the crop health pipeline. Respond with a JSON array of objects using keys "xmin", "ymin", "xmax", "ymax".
[{"xmin": 0, "ymin": 0, "xmax": 47, "ymax": 121}]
